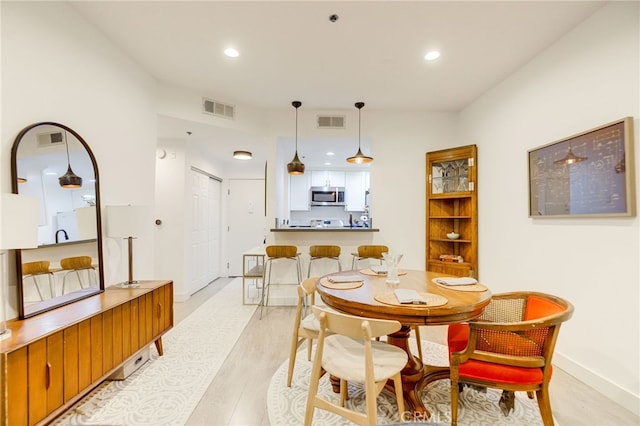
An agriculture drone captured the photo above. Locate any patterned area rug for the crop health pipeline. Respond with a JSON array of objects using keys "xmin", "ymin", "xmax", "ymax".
[
  {"xmin": 53, "ymin": 279, "xmax": 256, "ymax": 426},
  {"xmin": 268, "ymin": 340, "xmax": 550, "ymax": 425}
]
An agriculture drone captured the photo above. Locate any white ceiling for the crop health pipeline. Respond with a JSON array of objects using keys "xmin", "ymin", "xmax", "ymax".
[{"xmin": 70, "ymin": 1, "xmax": 605, "ymax": 169}]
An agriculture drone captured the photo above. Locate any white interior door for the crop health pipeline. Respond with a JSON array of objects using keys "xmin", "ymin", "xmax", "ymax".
[
  {"xmin": 227, "ymin": 179, "xmax": 266, "ymax": 276},
  {"xmin": 188, "ymin": 169, "xmax": 221, "ymax": 295}
]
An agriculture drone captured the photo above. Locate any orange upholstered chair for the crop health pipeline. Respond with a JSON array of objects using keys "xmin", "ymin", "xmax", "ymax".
[{"xmin": 448, "ymin": 292, "xmax": 574, "ymax": 426}]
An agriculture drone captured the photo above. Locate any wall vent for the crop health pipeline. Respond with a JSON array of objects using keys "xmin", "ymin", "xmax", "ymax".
[
  {"xmin": 202, "ymin": 97, "xmax": 235, "ymax": 119},
  {"xmin": 37, "ymin": 131, "xmax": 65, "ymax": 148},
  {"xmin": 317, "ymin": 115, "xmax": 345, "ymax": 129}
]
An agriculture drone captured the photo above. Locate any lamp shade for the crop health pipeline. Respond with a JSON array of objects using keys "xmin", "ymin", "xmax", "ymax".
[
  {"xmin": 105, "ymin": 205, "xmax": 149, "ymax": 238},
  {"xmin": 1, "ymin": 193, "xmax": 39, "ymax": 249}
]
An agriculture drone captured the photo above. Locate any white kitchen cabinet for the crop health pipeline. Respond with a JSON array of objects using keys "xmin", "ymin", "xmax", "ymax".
[
  {"xmin": 345, "ymin": 171, "xmax": 369, "ymax": 211},
  {"xmin": 289, "ymin": 173, "xmax": 310, "ymax": 210},
  {"xmin": 310, "ymin": 170, "xmax": 345, "ymax": 187}
]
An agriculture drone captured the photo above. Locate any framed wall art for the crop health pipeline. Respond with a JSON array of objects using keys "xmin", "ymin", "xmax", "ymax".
[{"xmin": 528, "ymin": 117, "xmax": 635, "ymax": 217}]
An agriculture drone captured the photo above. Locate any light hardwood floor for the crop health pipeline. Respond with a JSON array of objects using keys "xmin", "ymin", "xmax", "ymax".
[{"xmin": 177, "ymin": 279, "xmax": 639, "ymax": 426}]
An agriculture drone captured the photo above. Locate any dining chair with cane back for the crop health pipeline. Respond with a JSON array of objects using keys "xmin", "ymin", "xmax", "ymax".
[
  {"xmin": 447, "ymin": 291, "xmax": 574, "ymax": 426},
  {"xmin": 307, "ymin": 245, "xmax": 341, "ymax": 277},
  {"xmin": 60, "ymin": 256, "xmax": 98, "ymax": 294},
  {"xmin": 304, "ymin": 306, "xmax": 408, "ymax": 426},
  {"xmin": 287, "ymin": 277, "xmax": 333, "ymax": 387},
  {"xmin": 351, "ymin": 244, "xmax": 388, "ymax": 270},
  {"xmin": 260, "ymin": 245, "xmax": 302, "ymax": 318},
  {"xmin": 22, "ymin": 260, "xmax": 55, "ymax": 300}
]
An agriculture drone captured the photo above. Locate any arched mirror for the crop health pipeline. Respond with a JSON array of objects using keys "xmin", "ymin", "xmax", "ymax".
[{"xmin": 11, "ymin": 122, "xmax": 104, "ymax": 318}]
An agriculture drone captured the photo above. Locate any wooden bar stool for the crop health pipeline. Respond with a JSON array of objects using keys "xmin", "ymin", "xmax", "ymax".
[
  {"xmin": 351, "ymin": 244, "xmax": 388, "ymax": 269},
  {"xmin": 22, "ymin": 261, "xmax": 55, "ymax": 300},
  {"xmin": 307, "ymin": 245, "xmax": 341, "ymax": 277},
  {"xmin": 260, "ymin": 245, "xmax": 302, "ymax": 318},
  {"xmin": 60, "ymin": 256, "xmax": 98, "ymax": 294}
]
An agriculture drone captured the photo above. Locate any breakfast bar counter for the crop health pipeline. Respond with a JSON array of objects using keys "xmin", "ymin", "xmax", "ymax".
[{"xmin": 270, "ymin": 227, "xmax": 379, "ymax": 232}]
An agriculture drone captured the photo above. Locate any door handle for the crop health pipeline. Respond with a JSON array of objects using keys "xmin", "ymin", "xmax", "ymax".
[{"xmin": 46, "ymin": 362, "xmax": 52, "ymax": 389}]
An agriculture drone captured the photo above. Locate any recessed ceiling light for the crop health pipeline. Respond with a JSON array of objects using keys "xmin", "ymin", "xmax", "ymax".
[
  {"xmin": 224, "ymin": 48, "xmax": 239, "ymax": 58},
  {"xmin": 326, "ymin": 151, "xmax": 335, "ymax": 156},
  {"xmin": 324, "ymin": 162, "xmax": 332, "ymax": 166},
  {"xmin": 424, "ymin": 50, "xmax": 440, "ymax": 61}
]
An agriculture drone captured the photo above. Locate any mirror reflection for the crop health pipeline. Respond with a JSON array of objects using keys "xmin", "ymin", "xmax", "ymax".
[{"xmin": 12, "ymin": 122, "xmax": 104, "ymax": 318}]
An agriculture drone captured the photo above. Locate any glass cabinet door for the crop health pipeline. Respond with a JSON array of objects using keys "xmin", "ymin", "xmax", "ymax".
[
  {"xmin": 428, "ymin": 145, "xmax": 476, "ymax": 196},
  {"xmin": 431, "ymin": 159, "xmax": 471, "ymax": 194}
]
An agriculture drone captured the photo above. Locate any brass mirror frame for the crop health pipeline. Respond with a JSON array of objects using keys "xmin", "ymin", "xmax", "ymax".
[{"xmin": 11, "ymin": 121, "xmax": 105, "ymax": 319}]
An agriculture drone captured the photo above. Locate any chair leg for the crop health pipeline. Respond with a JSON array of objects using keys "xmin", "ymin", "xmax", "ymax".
[
  {"xmin": 47, "ymin": 274, "xmax": 55, "ymax": 298},
  {"xmin": 304, "ymin": 350, "xmax": 324, "ymax": 426},
  {"xmin": 29, "ymin": 276, "xmax": 44, "ymax": 301},
  {"xmin": 365, "ymin": 377, "xmax": 378, "ymax": 425},
  {"xmin": 536, "ymin": 386, "xmax": 555, "ymax": 426},
  {"xmin": 259, "ymin": 260, "xmax": 272, "ymax": 319},
  {"xmin": 392, "ymin": 373, "xmax": 405, "ymax": 419},
  {"xmin": 451, "ymin": 377, "xmax": 459, "ymax": 426},
  {"xmin": 306, "ymin": 337, "xmax": 313, "ymax": 361},
  {"xmin": 339, "ymin": 378, "xmax": 348, "ymax": 407},
  {"xmin": 413, "ymin": 326, "xmax": 423, "ymax": 360},
  {"xmin": 286, "ymin": 333, "xmax": 299, "ymax": 387}
]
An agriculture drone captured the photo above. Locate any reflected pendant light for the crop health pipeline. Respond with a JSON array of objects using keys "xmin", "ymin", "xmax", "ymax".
[
  {"xmin": 346, "ymin": 101, "xmax": 373, "ymax": 164},
  {"xmin": 287, "ymin": 101, "xmax": 305, "ymax": 175},
  {"xmin": 58, "ymin": 132, "xmax": 83, "ymax": 188},
  {"xmin": 554, "ymin": 145, "xmax": 587, "ymax": 165}
]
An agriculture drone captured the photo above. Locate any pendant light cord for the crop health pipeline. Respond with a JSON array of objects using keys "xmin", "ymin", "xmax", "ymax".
[
  {"xmin": 358, "ymin": 106, "xmax": 361, "ymax": 149},
  {"xmin": 64, "ymin": 131, "xmax": 72, "ymax": 166}
]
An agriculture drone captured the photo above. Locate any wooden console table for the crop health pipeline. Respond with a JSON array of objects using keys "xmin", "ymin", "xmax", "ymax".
[{"xmin": 0, "ymin": 280, "xmax": 173, "ymax": 426}]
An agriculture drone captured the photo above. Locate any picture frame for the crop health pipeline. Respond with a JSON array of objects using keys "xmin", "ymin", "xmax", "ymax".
[{"xmin": 528, "ymin": 117, "xmax": 635, "ymax": 217}]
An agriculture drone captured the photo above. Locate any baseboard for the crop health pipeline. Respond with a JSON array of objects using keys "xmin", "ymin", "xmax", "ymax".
[
  {"xmin": 554, "ymin": 352, "xmax": 639, "ymax": 416},
  {"xmin": 173, "ymin": 291, "xmax": 191, "ymax": 302}
]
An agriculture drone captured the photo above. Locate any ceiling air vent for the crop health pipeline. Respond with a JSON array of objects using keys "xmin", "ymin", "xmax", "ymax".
[
  {"xmin": 202, "ymin": 97, "xmax": 235, "ymax": 119},
  {"xmin": 317, "ymin": 115, "xmax": 345, "ymax": 129},
  {"xmin": 37, "ymin": 131, "xmax": 65, "ymax": 148}
]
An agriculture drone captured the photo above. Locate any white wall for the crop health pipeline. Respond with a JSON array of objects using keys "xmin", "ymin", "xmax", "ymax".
[
  {"xmin": 154, "ymin": 138, "xmax": 187, "ymax": 298},
  {"xmin": 1, "ymin": 2, "xmax": 158, "ymax": 311},
  {"xmin": 459, "ymin": 2, "xmax": 639, "ymax": 413}
]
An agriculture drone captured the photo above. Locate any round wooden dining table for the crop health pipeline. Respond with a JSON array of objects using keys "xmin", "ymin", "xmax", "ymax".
[{"xmin": 315, "ymin": 269, "xmax": 492, "ymax": 419}]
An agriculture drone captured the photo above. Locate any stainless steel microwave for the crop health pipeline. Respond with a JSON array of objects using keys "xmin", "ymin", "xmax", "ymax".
[{"xmin": 310, "ymin": 187, "xmax": 345, "ymax": 206}]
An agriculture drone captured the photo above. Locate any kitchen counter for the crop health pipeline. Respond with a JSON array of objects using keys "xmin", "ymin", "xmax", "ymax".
[{"xmin": 271, "ymin": 227, "xmax": 379, "ymax": 232}]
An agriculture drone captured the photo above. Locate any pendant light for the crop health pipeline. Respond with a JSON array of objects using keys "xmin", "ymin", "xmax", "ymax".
[
  {"xmin": 346, "ymin": 101, "xmax": 373, "ymax": 164},
  {"xmin": 287, "ymin": 101, "xmax": 305, "ymax": 175},
  {"xmin": 58, "ymin": 132, "xmax": 83, "ymax": 188},
  {"xmin": 554, "ymin": 145, "xmax": 587, "ymax": 165}
]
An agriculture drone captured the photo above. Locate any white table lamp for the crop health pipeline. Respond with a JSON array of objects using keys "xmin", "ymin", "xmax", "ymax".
[
  {"xmin": 106, "ymin": 205, "xmax": 149, "ymax": 287},
  {"xmin": 1, "ymin": 193, "xmax": 39, "ymax": 340}
]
